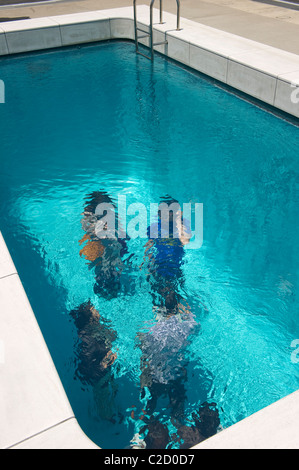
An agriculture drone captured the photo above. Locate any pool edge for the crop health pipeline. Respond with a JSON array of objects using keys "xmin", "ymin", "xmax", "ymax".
[
  {"xmin": 0, "ymin": 6, "xmax": 298, "ymax": 118},
  {"xmin": 0, "ymin": 231, "xmax": 99, "ymax": 449},
  {"xmin": 192, "ymin": 388, "xmax": 299, "ymax": 449}
]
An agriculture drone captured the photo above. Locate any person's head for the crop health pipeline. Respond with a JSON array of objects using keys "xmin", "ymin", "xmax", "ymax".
[
  {"xmin": 70, "ymin": 301, "xmax": 100, "ymax": 331},
  {"xmin": 141, "ymin": 417, "xmax": 170, "ymax": 449},
  {"xmin": 155, "ymin": 286, "xmax": 182, "ymax": 312},
  {"xmin": 81, "ymin": 190, "xmax": 116, "ymax": 239},
  {"xmin": 192, "ymin": 402, "xmax": 220, "ymax": 439},
  {"xmin": 176, "ymin": 425, "xmax": 203, "ymax": 449},
  {"xmin": 158, "ymin": 195, "xmax": 180, "ymax": 219},
  {"xmin": 84, "ymin": 191, "xmax": 115, "ymax": 214},
  {"xmin": 157, "ymin": 196, "xmax": 184, "ymax": 238},
  {"xmin": 164, "ymin": 290, "xmax": 179, "ymax": 311}
]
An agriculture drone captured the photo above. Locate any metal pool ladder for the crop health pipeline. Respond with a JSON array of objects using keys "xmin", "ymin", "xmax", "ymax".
[{"xmin": 133, "ymin": 0, "xmax": 181, "ymax": 61}]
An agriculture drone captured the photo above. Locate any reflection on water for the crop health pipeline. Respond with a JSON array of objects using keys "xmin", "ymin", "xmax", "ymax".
[{"xmin": 0, "ymin": 42, "xmax": 299, "ymax": 449}]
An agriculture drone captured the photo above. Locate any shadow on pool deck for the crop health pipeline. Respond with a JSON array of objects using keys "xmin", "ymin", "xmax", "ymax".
[
  {"xmin": 253, "ymin": 0, "xmax": 299, "ymax": 10},
  {"xmin": 0, "ymin": 0, "xmax": 52, "ymax": 4},
  {"xmin": 0, "ymin": 16, "xmax": 29, "ymax": 20}
]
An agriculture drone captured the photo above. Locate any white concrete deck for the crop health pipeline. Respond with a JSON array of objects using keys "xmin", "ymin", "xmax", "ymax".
[
  {"xmin": 193, "ymin": 389, "xmax": 299, "ymax": 449},
  {"xmin": 1, "ymin": 0, "xmax": 299, "ymax": 55},
  {"xmin": 0, "ymin": 232, "xmax": 98, "ymax": 449},
  {"xmin": 0, "ymin": 5, "xmax": 298, "ymax": 449}
]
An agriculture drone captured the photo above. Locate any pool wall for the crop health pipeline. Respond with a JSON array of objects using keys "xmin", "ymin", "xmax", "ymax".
[
  {"xmin": 1, "ymin": 6, "xmax": 299, "ymax": 449},
  {"xmin": 0, "ymin": 6, "xmax": 298, "ymax": 118}
]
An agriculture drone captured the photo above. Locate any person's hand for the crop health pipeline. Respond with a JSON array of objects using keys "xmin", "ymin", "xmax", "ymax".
[
  {"xmin": 101, "ymin": 350, "xmax": 117, "ymax": 369},
  {"xmin": 175, "ymin": 212, "xmax": 191, "ymax": 245}
]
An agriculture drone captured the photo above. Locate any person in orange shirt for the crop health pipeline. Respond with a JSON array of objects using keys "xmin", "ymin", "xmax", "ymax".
[{"xmin": 79, "ymin": 190, "xmax": 130, "ymax": 299}]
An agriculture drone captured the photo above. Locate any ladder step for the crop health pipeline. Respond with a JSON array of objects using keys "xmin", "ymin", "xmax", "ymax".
[
  {"xmin": 136, "ymin": 27, "xmax": 150, "ymax": 35},
  {"xmin": 136, "ymin": 50, "xmax": 152, "ymax": 60},
  {"xmin": 137, "ymin": 34, "xmax": 150, "ymax": 39},
  {"xmin": 153, "ymin": 40, "xmax": 168, "ymax": 46}
]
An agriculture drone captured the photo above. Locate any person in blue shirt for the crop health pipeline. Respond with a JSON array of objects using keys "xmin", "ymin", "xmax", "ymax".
[
  {"xmin": 131, "ymin": 197, "xmax": 221, "ymax": 449},
  {"xmin": 134, "ymin": 198, "xmax": 192, "ymax": 443},
  {"xmin": 141, "ymin": 196, "xmax": 192, "ymax": 303}
]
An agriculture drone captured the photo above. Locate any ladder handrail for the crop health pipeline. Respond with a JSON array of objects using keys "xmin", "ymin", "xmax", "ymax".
[{"xmin": 134, "ymin": 0, "xmax": 181, "ymax": 60}]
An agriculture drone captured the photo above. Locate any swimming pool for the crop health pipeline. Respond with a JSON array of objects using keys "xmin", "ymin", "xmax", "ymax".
[{"xmin": 0, "ymin": 40, "xmax": 299, "ymax": 449}]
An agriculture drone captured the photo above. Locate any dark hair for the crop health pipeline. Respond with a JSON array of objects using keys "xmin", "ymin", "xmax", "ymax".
[
  {"xmin": 141, "ymin": 417, "xmax": 170, "ymax": 449},
  {"xmin": 70, "ymin": 300, "xmax": 96, "ymax": 331},
  {"xmin": 84, "ymin": 191, "xmax": 115, "ymax": 214},
  {"xmin": 192, "ymin": 402, "xmax": 220, "ymax": 438},
  {"xmin": 159, "ymin": 195, "xmax": 179, "ymax": 206},
  {"xmin": 158, "ymin": 196, "xmax": 182, "ymax": 233},
  {"xmin": 164, "ymin": 291, "xmax": 179, "ymax": 310}
]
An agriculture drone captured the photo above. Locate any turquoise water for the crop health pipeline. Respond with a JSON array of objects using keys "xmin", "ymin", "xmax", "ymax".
[{"xmin": 0, "ymin": 41, "xmax": 299, "ymax": 449}]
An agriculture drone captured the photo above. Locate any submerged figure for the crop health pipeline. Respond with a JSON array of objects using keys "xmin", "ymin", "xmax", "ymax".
[
  {"xmin": 174, "ymin": 401, "xmax": 221, "ymax": 449},
  {"xmin": 131, "ymin": 401, "xmax": 220, "ymax": 449},
  {"xmin": 134, "ymin": 289, "xmax": 199, "ymax": 448},
  {"xmin": 134, "ymin": 290, "xmax": 220, "ymax": 448},
  {"xmin": 79, "ymin": 190, "xmax": 130, "ymax": 299},
  {"xmin": 69, "ymin": 190, "xmax": 129, "ymax": 421},
  {"xmin": 70, "ymin": 300, "xmax": 117, "ymax": 386},
  {"xmin": 132, "ymin": 197, "xmax": 220, "ymax": 449},
  {"xmin": 141, "ymin": 196, "xmax": 191, "ymax": 301},
  {"xmin": 70, "ymin": 300, "xmax": 118, "ymax": 421}
]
